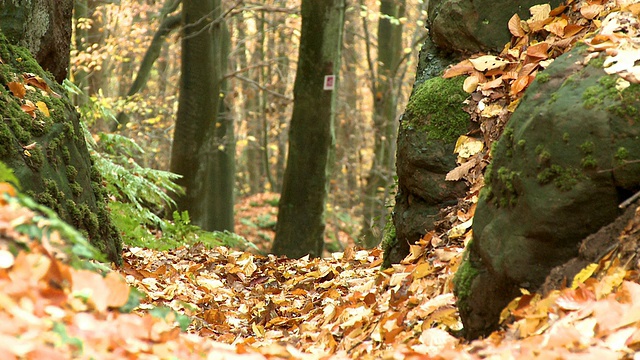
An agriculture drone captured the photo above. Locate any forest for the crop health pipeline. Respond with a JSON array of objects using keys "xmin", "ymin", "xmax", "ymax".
[{"xmin": 1, "ymin": 0, "xmax": 640, "ymax": 358}]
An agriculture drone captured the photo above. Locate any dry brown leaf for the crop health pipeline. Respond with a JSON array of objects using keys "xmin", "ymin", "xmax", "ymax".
[
  {"xmin": 582, "ymin": 4, "xmax": 605, "ymax": 20},
  {"xmin": 508, "ymin": 13, "xmax": 526, "ymax": 37}
]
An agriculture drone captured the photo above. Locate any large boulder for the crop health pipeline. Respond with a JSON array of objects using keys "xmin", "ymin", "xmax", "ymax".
[
  {"xmin": 0, "ymin": 32, "xmax": 122, "ymax": 263},
  {"xmin": 428, "ymin": 0, "xmax": 564, "ymax": 53},
  {"xmin": 454, "ymin": 43, "xmax": 640, "ymax": 338}
]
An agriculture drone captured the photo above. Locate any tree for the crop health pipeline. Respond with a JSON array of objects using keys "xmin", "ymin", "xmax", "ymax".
[
  {"xmin": 359, "ymin": 0, "xmax": 406, "ymax": 247},
  {"xmin": 170, "ymin": 0, "xmax": 234, "ymax": 232},
  {"xmin": 271, "ymin": 0, "xmax": 345, "ymax": 258}
]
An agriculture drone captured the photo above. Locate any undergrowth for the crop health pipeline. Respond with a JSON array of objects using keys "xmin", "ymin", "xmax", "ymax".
[{"xmin": 66, "ymin": 81, "xmax": 258, "ymax": 252}]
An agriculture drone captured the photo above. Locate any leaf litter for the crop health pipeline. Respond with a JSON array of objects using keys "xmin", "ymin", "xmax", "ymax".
[{"xmin": 2, "ymin": 1, "xmax": 640, "ymax": 359}]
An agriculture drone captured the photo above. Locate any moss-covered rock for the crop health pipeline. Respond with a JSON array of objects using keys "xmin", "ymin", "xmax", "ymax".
[
  {"xmin": 387, "ymin": 64, "xmax": 471, "ymax": 264},
  {"xmin": 456, "ymin": 43, "xmax": 640, "ymax": 338},
  {"xmin": 0, "ymin": 31, "xmax": 122, "ymax": 264}
]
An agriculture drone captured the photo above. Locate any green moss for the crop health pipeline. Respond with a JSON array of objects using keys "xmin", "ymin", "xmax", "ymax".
[
  {"xmin": 549, "ymin": 92, "xmax": 559, "ymax": 104},
  {"xmin": 66, "ymin": 165, "xmax": 78, "ymax": 182},
  {"xmin": 28, "ymin": 146, "xmax": 44, "ymax": 168},
  {"xmin": 404, "ymin": 76, "xmax": 470, "ymax": 142},
  {"xmin": 537, "ymin": 164, "xmax": 585, "ymax": 191},
  {"xmin": 61, "ymin": 147, "xmax": 71, "ymax": 163},
  {"xmin": 615, "ymin": 147, "xmax": 629, "ymax": 164},
  {"xmin": 517, "ymin": 139, "xmax": 526, "ymax": 149},
  {"xmin": 608, "ymin": 83, "xmax": 640, "ymax": 120},
  {"xmin": 538, "ymin": 150, "xmax": 551, "ymax": 163},
  {"xmin": 0, "ymin": 123, "xmax": 12, "ymax": 157},
  {"xmin": 579, "ymin": 141, "xmax": 594, "ymax": 154},
  {"xmin": 588, "ymin": 56, "xmax": 605, "ymax": 68},
  {"xmin": 70, "ymin": 181, "xmax": 83, "ymax": 197},
  {"xmin": 453, "ymin": 248, "xmax": 480, "ymax": 307},
  {"xmin": 536, "ymin": 72, "xmax": 550, "ymax": 83},
  {"xmin": 582, "ymin": 85, "xmax": 602, "ymax": 109},
  {"xmin": 562, "ymin": 132, "xmax": 570, "ymax": 143},
  {"xmin": 581, "ymin": 155, "xmax": 597, "ymax": 169}
]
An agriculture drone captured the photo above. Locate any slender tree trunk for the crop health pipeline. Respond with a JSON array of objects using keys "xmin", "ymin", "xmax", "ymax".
[
  {"xmin": 245, "ymin": 12, "xmax": 266, "ymax": 194},
  {"xmin": 360, "ymin": 0, "xmax": 405, "ymax": 247},
  {"xmin": 73, "ymin": 0, "xmax": 90, "ymax": 105},
  {"xmin": 204, "ymin": 21, "xmax": 234, "ymax": 231},
  {"xmin": 170, "ymin": 0, "xmax": 220, "ymax": 228},
  {"xmin": 272, "ymin": 0, "xmax": 345, "ymax": 259}
]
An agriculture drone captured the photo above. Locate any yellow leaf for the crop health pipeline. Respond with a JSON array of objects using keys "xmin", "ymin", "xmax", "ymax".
[
  {"xmin": 469, "ymin": 55, "xmax": 511, "ymax": 72},
  {"xmin": 36, "ymin": 101, "xmax": 50, "ymax": 117},
  {"xmin": 447, "ymin": 219, "xmax": 472, "ymax": 239},
  {"xmin": 454, "ymin": 135, "xmax": 484, "ymax": 158},
  {"xmin": 413, "ymin": 262, "xmax": 434, "ymax": 279},
  {"xmin": 463, "ymin": 74, "xmax": 479, "ymax": 93},
  {"xmin": 529, "ymin": 4, "xmax": 551, "ymax": 22},
  {"xmin": 572, "ymin": 263, "xmax": 598, "ymax": 288}
]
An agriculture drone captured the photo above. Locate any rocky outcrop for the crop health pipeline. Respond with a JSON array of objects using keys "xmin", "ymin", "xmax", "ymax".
[
  {"xmin": 388, "ymin": 0, "xmax": 559, "ymax": 265},
  {"xmin": 454, "ymin": 43, "xmax": 640, "ymax": 338},
  {"xmin": 428, "ymin": 0, "xmax": 564, "ymax": 53}
]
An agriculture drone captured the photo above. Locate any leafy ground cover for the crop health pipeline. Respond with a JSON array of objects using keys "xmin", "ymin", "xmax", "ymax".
[
  {"xmin": 2, "ymin": 1, "xmax": 640, "ymax": 359},
  {"xmin": 1, "ymin": 184, "xmax": 640, "ymax": 359}
]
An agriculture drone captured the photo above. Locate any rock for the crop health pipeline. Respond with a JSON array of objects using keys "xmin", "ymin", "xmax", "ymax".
[
  {"xmin": 0, "ymin": 32, "xmax": 122, "ymax": 264},
  {"xmin": 454, "ymin": 43, "xmax": 640, "ymax": 338},
  {"xmin": 385, "ymin": 41, "xmax": 470, "ymax": 265},
  {"xmin": 428, "ymin": 0, "xmax": 564, "ymax": 53}
]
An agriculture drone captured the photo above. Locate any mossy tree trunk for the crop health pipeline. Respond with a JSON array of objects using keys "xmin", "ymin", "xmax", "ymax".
[
  {"xmin": 271, "ymin": 0, "xmax": 345, "ymax": 259},
  {"xmin": 0, "ymin": 0, "xmax": 73, "ymax": 83}
]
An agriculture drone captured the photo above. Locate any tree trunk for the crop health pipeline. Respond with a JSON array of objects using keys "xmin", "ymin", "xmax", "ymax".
[
  {"xmin": 170, "ymin": 0, "xmax": 220, "ymax": 228},
  {"xmin": 360, "ymin": 0, "xmax": 405, "ymax": 247},
  {"xmin": 0, "ymin": 0, "xmax": 73, "ymax": 83},
  {"xmin": 203, "ymin": 22, "xmax": 234, "ymax": 232},
  {"xmin": 271, "ymin": 0, "xmax": 345, "ymax": 259}
]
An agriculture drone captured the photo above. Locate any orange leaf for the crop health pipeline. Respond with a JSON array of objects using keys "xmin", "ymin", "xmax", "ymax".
[
  {"xmin": 7, "ymin": 81, "xmax": 25, "ymax": 98},
  {"xmin": 510, "ymin": 75, "xmax": 532, "ymax": 96},
  {"xmin": 442, "ymin": 59, "xmax": 474, "ymax": 78},
  {"xmin": 563, "ymin": 24, "xmax": 584, "ymax": 38},
  {"xmin": 104, "ymin": 272, "xmax": 131, "ymax": 308},
  {"xmin": 527, "ymin": 42, "xmax": 550, "ymax": 59},
  {"xmin": 508, "ymin": 14, "xmax": 526, "ymax": 37},
  {"xmin": 549, "ymin": 4, "xmax": 568, "ymax": 16},
  {"xmin": 21, "ymin": 100, "xmax": 37, "ymax": 118}
]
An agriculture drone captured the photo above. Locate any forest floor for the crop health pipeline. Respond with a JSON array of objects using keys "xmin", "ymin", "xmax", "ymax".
[
  {"xmin": 3, "ymin": 2, "xmax": 640, "ymax": 359},
  {"xmin": 2, "ymin": 187, "xmax": 640, "ymax": 359}
]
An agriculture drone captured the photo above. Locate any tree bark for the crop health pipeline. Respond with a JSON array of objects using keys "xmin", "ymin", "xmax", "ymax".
[
  {"xmin": 360, "ymin": 0, "xmax": 405, "ymax": 247},
  {"xmin": 0, "ymin": 0, "xmax": 73, "ymax": 83},
  {"xmin": 170, "ymin": 0, "xmax": 220, "ymax": 227},
  {"xmin": 272, "ymin": 0, "xmax": 345, "ymax": 259}
]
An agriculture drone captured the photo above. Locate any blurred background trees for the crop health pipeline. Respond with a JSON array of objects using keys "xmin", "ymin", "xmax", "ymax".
[{"xmin": 71, "ymin": 0, "xmax": 428, "ymax": 253}]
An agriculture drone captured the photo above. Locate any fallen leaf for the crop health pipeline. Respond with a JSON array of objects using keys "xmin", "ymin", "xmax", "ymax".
[
  {"xmin": 469, "ymin": 55, "xmax": 511, "ymax": 72},
  {"xmin": 8, "ymin": 81, "xmax": 25, "ymax": 98},
  {"xmin": 35, "ymin": 101, "xmax": 49, "ymax": 117},
  {"xmin": 508, "ymin": 13, "xmax": 526, "ymax": 37}
]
